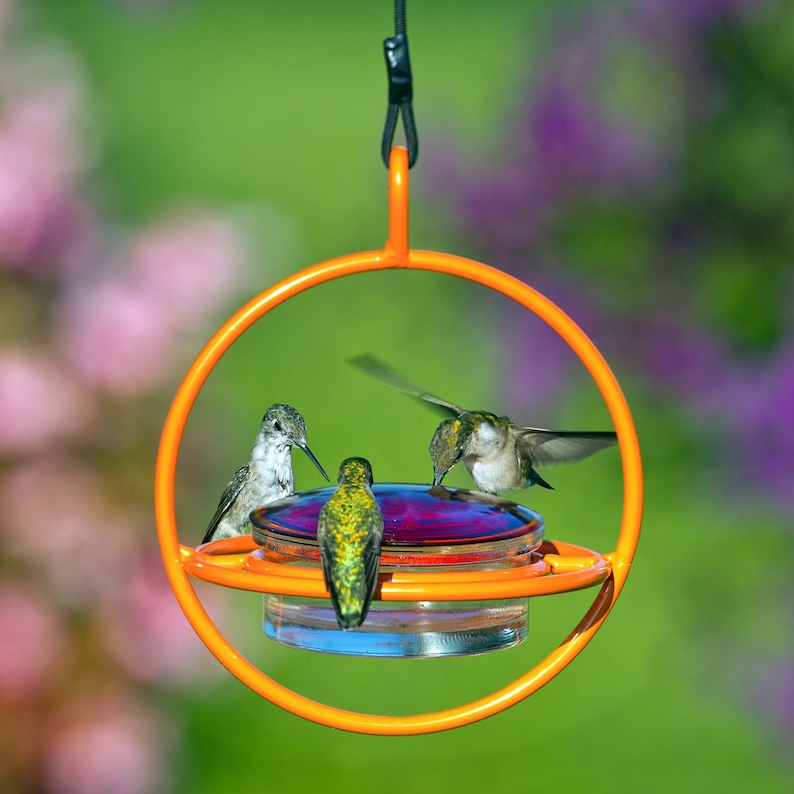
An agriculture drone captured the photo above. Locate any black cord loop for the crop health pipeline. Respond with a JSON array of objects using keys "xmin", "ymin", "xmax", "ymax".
[{"xmin": 381, "ymin": 0, "xmax": 418, "ymax": 168}]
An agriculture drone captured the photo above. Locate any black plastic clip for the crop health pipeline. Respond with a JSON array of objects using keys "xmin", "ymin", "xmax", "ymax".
[{"xmin": 381, "ymin": 33, "xmax": 418, "ymax": 168}]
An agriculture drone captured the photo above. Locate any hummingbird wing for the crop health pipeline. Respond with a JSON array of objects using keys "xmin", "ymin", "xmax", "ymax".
[
  {"xmin": 201, "ymin": 465, "xmax": 250, "ymax": 544},
  {"xmin": 348, "ymin": 354, "xmax": 464, "ymax": 416},
  {"xmin": 317, "ymin": 496, "xmax": 384, "ymax": 630},
  {"xmin": 516, "ymin": 429, "xmax": 618, "ymax": 468},
  {"xmin": 357, "ymin": 510, "xmax": 384, "ymax": 627}
]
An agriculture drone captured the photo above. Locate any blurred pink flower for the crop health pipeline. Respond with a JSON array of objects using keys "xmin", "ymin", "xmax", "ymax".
[
  {"xmin": 0, "ymin": 351, "xmax": 94, "ymax": 453},
  {"xmin": 42, "ymin": 693, "xmax": 175, "ymax": 794},
  {"xmin": 0, "ymin": 81, "xmax": 87, "ymax": 274},
  {"xmin": 102, "ymin": 552, "xmax": 226, "ymax": 686},
  {"xmin": 0, "ymin": 459, "xmax": 136, "ymax": 607},
  {"xmin": 128, "ymin": 211, "xmax": 246, "ymax": 322},
  {"xmin": 55, "ymin": 212, "xmax": 246, "ymax": 396},
  {"xmin": 0, "ymin": 582, "xmax": 68, "ymax": 701},
  {"xmin": 56, "ymin": 279, "xmax": 181, "ymax": 396}
]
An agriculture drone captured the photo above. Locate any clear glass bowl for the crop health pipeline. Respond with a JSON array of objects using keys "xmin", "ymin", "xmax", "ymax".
[{"xmin": 250, "ymin": 484, "xmax": 544, "ymax": 658}]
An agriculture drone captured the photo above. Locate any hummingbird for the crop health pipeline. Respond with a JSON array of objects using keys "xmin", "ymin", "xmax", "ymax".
[
  {"xmin": 201, "ymin": 404, "xmax": 328, "ymax": 544},
  {"xmin": 350, "ymin": 354, "xmax": 618, "ymax": 495},
  {"xmin": 317, "ymin": 457, "xmax": 384, "ymax": 630}
]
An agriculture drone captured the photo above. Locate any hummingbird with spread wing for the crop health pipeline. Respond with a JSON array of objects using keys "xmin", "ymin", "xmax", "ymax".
[
  {"xmin": 201, "ymin": 404, "xmax": 328, "ymax": 544},
  {"xmin": 349, "ymin": 354, "xmax": 617, "ymax": 495},
  {"xmin": 317, "ymin": 457, "xmax": 384, "ymax": 630}
]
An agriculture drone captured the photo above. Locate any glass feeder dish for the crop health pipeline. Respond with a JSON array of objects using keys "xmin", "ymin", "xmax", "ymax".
[{"xmin": 249, "ymin": 483, "xmax": 544, "ymax": 658}]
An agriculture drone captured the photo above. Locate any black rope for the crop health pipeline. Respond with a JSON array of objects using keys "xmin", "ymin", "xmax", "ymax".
[
  {"xmin": 394, "ymin": 0, "xmax": 406, "ymax": 36},
  {"xmin": 381, "ymin": 0, "xmax": 418, "ymax": 168}
]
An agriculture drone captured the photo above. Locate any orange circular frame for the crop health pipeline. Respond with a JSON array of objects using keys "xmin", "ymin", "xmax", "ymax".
[{"xmin": 154, "ymin": 147, "xmax": 643, "ymax": 735}]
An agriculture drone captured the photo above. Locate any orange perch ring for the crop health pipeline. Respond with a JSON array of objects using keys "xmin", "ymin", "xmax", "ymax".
[
  {"xmin": 182, "ymin": 537, "xmax": 612, "ymax": 598},
  {"xmin": 154, "ymin": 147, "xmax": 643, "ymax": 735}
]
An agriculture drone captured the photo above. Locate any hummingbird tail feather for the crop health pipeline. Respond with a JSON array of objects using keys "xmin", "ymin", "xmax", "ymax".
[
  {"xmin": 336, "ymin": 607, "xmax": 366, "ymax": 630},
  {"xmin": 527, "ymin": 468, "xmax": 555, "ymax": 490},
  {"xmin": 200, "ymin": 527, "xmax": 216, "ymax": 544}
]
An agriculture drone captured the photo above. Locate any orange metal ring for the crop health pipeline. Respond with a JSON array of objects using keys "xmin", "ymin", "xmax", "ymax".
[{"xmin": 154, "ymin": 146, "xmax": 643, "ymax": 734}]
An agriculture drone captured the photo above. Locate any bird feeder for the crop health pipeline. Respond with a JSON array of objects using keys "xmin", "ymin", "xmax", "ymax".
[
  {"xmin": 154, "ymin": 146, "xmax": 643, "ymax": 735},
  {"xmin": 252, "ymin": 483, "xmax": 546, "ymax": 657}
]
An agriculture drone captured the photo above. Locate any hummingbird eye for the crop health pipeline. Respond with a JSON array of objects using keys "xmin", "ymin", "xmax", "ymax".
[{"xmin": 273, "ymin": 420, "xmax": 282, "ymax": 432}]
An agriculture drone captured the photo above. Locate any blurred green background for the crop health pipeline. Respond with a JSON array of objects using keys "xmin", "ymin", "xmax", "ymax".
[{"xmin": 2, "ymin": 0, "xmax": 792, "ymax": 792}]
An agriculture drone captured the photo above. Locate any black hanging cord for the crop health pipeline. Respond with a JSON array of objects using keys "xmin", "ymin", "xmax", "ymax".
[{"xmin": 381, "ymin": 0, "xmax": 418, "ymax": 168}]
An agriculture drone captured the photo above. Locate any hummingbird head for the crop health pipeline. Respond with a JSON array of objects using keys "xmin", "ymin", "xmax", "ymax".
[
  {"xmin": 260, "ymin": 404, "xmax": 329, "ymax": 480},
  {"xmin": 465, "ymin": 410, "xmax": 510, "ymax": 453},
  {"xmin": 429, "ymin": 417, "xmax": 472, "ymax": 486},
  {"xmin": 337, "ymin": 456, "xmax": 374, "ymax": 486}
]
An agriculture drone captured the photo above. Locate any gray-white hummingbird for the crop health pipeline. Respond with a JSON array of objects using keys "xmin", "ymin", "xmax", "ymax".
[
  {"xmin": 350, "ymin": 355, "xmax": 618, "ymax": 495},
  {"xmin": 201, "ymin": 404, "xmax": 328, "ymax": 544},
  {"xmin": 317, "ymin": 457, "xmax": 384, "ymax": 630}
]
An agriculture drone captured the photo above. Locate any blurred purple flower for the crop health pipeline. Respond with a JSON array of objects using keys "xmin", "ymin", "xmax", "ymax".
[
  {"xmin": 631, "ymin": 318, "xmax": 733, "ymax": 413},
  {"xmin": 753, "ymin": 658, "xmax": 794, "ymax": 739},
  {"xmin": 628, "ymin": 313, "xmax": 794, "ymax": 513},
  {"xmin": 502, "ymin": 314, "xmax": 571, "ymax": 412},
  {"xmin": 524, "ymin": 80, "xmax": 650, "ymax": 199},
  {"xmin": 639, "ymin": 0, "xmax": 763, "ymax": 30},
  {"xmin": 496, "ymin": 272, "xmax": 609, "ymax": 413},
  {"xmin": 0, "ymin": 582, "xmax": 68, "ymax": 702},
  {"xmin": 457, "ymin": 168, "xmax": 543, "ymax": 261},
  {"xmin": 457, "ymin": 103, "xmax": 650, "ymax": 260},
  {"xmin": 103, "ymin": 552, "xmax": 226, "ymax": 686},
  {"xmin": 0, "ymin": 351, "xmax": 95, "ymax": 453},
  {"xmin": 450, "ymin": 18, "xmax": 671, "ymax": 264},
  {"xmin": 723, "ymin": 344, "xmax": 794, "ymax": 513},
  {"xmin": 42, "ymin": 693, "xmax": 175, "ymax": 794}
]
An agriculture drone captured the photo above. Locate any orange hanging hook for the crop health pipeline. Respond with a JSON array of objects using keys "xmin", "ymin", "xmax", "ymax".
[
  {"xmin": 154, "ymin": 145, "xmax": 643, "ymax": 735},
  {"xmin": 385, "ymin": 145, "xmax": 409, "ymax": 262}
]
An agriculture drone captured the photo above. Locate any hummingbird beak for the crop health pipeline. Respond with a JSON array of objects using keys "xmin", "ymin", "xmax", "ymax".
[
  {"xmin": 433, "ymin": 470, "xmax": 445, "ymax": 487},
  {"xmin": 300, "ymin": 444, "xmax": 329, "ymax": 481}
]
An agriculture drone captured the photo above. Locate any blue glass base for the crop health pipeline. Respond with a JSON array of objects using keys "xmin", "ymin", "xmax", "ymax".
[{"xmin": 263, "ymin": 596, "xmax": 529, "ymax": 658}]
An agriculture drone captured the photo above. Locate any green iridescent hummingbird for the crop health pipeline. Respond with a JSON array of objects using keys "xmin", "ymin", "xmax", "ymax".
[
  {"xmin": 202, "ymin": 404, "xmax": 328, "ymax": 544},
  {"xmin": 317, "ymin": 457, "xmax": 384, "ymax": 630},
  {"xmin": 350, "ymin": 354, "xmax": 618, "ymax": 495}
]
